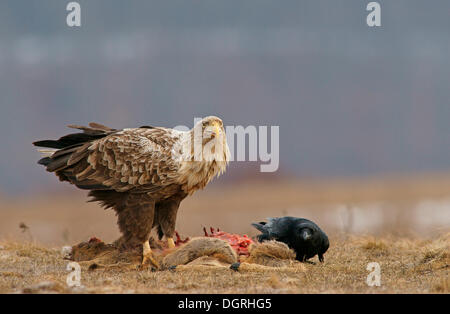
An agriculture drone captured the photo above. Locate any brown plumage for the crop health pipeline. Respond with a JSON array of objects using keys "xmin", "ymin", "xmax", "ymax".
[{"xmin": 33, "ymin": 116, "xmax": 230, "ymax": 267}]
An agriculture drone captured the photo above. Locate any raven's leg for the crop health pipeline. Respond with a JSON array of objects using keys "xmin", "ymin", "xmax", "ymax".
[{"xmin": 318, "ymin": 254, "xmax": 324, "ymax": 263}]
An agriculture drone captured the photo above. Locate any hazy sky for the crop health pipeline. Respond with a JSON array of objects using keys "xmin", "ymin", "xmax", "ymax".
[{"xmin": 0, "ymin": 1, "xmax": 449, "ymax": 193}]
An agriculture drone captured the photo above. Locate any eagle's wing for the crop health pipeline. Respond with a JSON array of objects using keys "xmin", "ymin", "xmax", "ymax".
[
  {"xmin": 40, "ymin": 126, "xmax": 183, "ymax": 193},
  {"xmin": 77, "ymin": 127, "xmax": 182, "ymax": 192}
]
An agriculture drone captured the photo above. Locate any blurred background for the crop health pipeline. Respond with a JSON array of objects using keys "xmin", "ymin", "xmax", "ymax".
[{"xmin": 0, "ymin": 1, "xmax": 449, "ymax": 245}]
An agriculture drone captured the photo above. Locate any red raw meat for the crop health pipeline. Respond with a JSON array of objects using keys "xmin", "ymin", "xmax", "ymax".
[{"xmin": 203, "ymin": 227, "xmax": 254, "ymax": 257}]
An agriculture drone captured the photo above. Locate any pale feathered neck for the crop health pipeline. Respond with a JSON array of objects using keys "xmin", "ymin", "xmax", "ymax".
[{"xmin": 173, "ymin": 129, "xmax": 230, "ymax": 193}]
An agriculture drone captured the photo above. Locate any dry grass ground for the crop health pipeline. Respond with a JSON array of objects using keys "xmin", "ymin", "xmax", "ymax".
[
  {"xmin": 0, "ymin": 233, "xmax": 448, "ymax": 294},
  {"xmin": 0, "ymin": 176, "xmax": 449, "ymax": 293}
]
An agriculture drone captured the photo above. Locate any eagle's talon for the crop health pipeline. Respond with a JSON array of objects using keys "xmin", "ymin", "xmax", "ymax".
[
  {"xmin": 167, "ymin": 237, "xmax": 176, "ymax": 249},
  {"xmin": 142, "ymin": 253, "xmax": 159, "ymax": 268},
  {"xmin": 142, "ymin": 241, "xmax": 159, "ymax": 269}
]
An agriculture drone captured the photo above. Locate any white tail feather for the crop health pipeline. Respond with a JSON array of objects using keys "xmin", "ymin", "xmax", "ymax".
[{"xmin": 37, "ymin": 148, "xmax": 57, "ymax": 157}]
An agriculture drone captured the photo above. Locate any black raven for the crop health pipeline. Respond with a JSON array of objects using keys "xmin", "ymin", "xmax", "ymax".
[{"xmin": 252, "ymin": 216, "xmax": 329, "ymax": 263}]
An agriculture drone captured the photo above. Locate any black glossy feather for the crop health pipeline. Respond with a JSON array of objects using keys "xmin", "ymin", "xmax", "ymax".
[{"xmin": 252, "ymin": 216, "xmax": 329, "ymax": 263}]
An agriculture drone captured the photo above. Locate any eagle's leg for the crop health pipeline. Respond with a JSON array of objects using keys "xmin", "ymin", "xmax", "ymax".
[
  {"xmin": 155, "ymin": 196, "xmax": 184, "ymax": 250},
  {"xmin": 117, "ymin": 194, "xmax": 158, "ymax": 268}
]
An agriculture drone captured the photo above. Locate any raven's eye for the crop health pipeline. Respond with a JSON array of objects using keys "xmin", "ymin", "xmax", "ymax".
[{"xmin": 299, "ymin": 228, "xmax": 312, "ymax": 240}]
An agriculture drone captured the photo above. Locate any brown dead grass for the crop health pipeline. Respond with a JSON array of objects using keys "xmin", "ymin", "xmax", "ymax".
[
  {"xmin": 1, "ymin": 176, "xmax": 449, "ymax": 293},
  {"xmin": 0, "ymin": 233, "xmax": 448, "ymax": 294}
]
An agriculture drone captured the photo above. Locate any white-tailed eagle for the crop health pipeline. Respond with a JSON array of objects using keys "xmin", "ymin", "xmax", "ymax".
[{"xmin": 33, "ymin": 116, "xmax": 230, "ymax": 267}]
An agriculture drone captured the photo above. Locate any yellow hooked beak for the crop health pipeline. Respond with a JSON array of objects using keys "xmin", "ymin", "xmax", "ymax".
[{"xmin": 212, "ymin": 122, "xmax": 221, "ymax": 138}]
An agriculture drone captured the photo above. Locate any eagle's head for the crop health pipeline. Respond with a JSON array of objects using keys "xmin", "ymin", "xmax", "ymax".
[
  {"xmin": 196, "ymin": 116, "xmax": 224, "ymax": 142},
  {"xmin": 191, "ymin": 116, "xmax": 229, "ymax": 163},
  {"xmin": 176, "ymin": 116, "xmax": 230, "ymax": 193}
]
